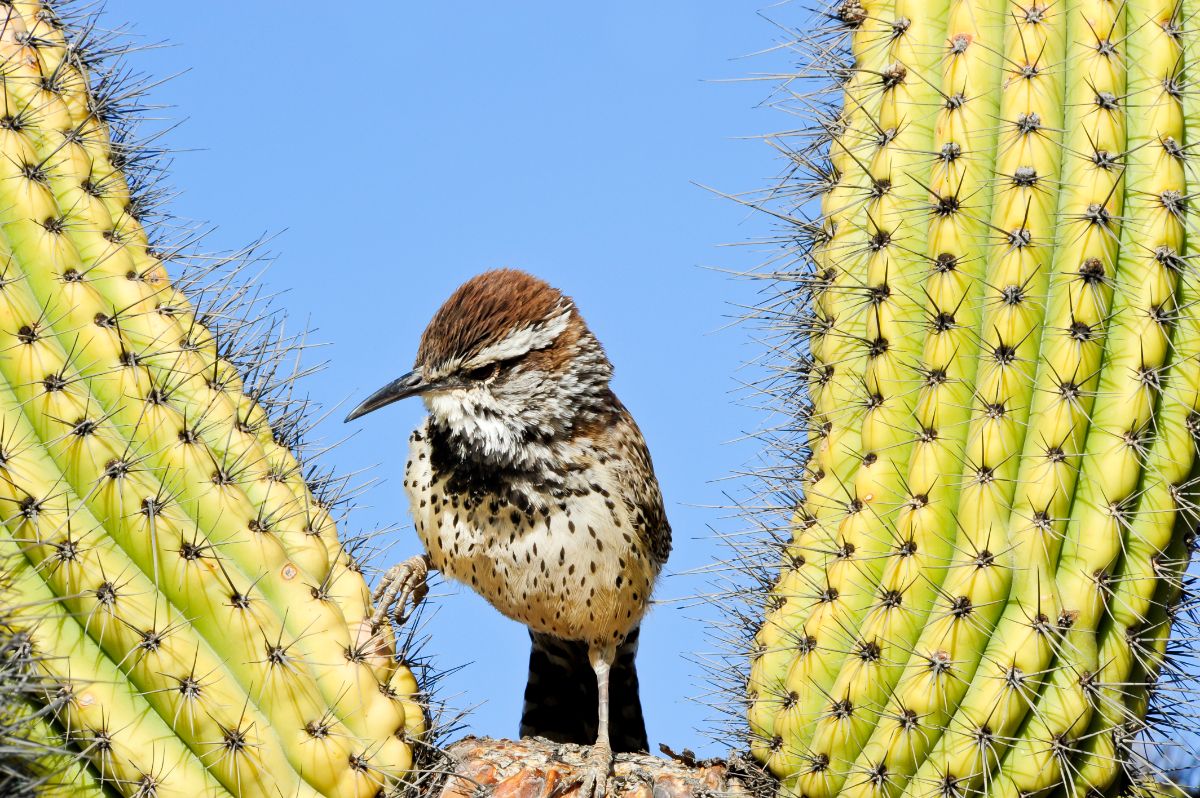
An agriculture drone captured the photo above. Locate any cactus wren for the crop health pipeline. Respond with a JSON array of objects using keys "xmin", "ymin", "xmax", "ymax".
[{"xmin": 346, "ymin": 269, "xmax": 672, "ymax": 795}]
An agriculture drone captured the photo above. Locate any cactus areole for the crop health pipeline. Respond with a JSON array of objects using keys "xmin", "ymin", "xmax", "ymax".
[
  {"xmin": 0, "ymin": 2, "xmax": 424, "ymax": 796},
  {"xmin": 746, "ymin": 0, "xmax": 1200, "ymax": 796}
]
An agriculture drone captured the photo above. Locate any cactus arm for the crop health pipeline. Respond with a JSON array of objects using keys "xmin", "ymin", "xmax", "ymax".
[
  {"xmin": 751, "ymin": 0, "xmax": 1200, "ymax": 793},
  {"xmin": 0, "ymin": 3, "xmax": 424, "ymax": 794}
]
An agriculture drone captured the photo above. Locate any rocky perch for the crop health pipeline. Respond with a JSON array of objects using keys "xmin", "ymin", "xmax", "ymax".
[{"xmin": 430, "ymin": 737, "xmax": 755, "ymax": 798}]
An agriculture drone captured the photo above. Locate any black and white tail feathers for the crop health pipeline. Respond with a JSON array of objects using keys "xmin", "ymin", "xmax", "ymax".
[{"xmin": 520, "ymin": 628, "xmax": 648, "ymax": 753}]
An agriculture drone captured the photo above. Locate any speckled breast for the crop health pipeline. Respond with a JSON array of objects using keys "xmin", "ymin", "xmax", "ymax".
[{"xmin": 402, "ymin": 427, "xmax": 657, "ymax": 645}]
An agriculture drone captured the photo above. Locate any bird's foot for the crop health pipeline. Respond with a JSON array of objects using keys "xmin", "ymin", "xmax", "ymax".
[
  {"xmin": 574, "ymin": 741, "xmax": 613, "ymax": 798},
  {"xmin": 370, "ymin": 554, "xmax": 431, "ymax": 629}
]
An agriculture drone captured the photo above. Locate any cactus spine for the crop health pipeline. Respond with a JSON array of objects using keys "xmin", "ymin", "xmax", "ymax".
[
  {"xmin": 747, "ymin": 0, "xmax": 1200, "ymax": 795},
  {"xmin": 0, "ymin": 2, "xmax": 424, "ymax": 795}
]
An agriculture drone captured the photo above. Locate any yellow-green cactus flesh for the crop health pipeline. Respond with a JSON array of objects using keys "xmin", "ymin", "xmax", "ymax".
[
  {"xmin": 749, "ymin": 1, "xmax": 1200, "ymax": 796},
  {"xmin": 0, "ymin": 3, "xmax": 425, "ymax": 796}
]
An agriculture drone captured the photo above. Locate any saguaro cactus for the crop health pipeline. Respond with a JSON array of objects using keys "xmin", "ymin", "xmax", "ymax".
[
  {"xmin": 0, "ymin": 2, "xmax": 424, "ymax": 796},
  {"xmin": 743, "ymin": 0, "xmax": 1200, "ymax": 796}
]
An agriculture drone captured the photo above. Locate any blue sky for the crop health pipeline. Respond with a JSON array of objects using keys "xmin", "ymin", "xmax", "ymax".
[{"xmin": 101, "ymin": 1, "xmax": 788, "ymax": 754}]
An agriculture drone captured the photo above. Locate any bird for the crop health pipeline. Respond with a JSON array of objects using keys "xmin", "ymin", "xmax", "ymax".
[{"xmin": 344, "ymin": 268, "xmax": 672, "ymax": 797}]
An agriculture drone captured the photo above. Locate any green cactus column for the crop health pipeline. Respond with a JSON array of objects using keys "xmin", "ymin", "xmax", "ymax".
[
  {"xmin": 0, "ymin": 2, "xmax": 424, "ymax": 796},
  {"xmin": 749, "ymin": 0, "xmax": 1200, "ymax": 795}
]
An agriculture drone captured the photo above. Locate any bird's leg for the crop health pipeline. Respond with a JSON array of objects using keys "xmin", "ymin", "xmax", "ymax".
[
  {"xmin": 577, "ymin": 643, "xmax": 617, "ymax": 798},
  {"xmin": 370, "ymin": 554, "xmax": 432, "ymax": 629}
]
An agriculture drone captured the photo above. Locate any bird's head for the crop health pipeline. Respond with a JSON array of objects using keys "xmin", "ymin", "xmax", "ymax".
[{"xmin": 345, "ymin": 269, "xmax": 614, "ymax": 466}]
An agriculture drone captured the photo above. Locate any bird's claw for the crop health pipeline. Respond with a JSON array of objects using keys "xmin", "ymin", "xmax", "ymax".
[
  {"xmin": 370, "ymin": 554, "xmax": 431, "ymax": 629},
  {"xmin": 573, "ymin": 742, "xmax": 613, "ymax": 798}
]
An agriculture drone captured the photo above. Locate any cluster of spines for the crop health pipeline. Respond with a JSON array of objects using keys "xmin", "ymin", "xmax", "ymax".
[
  {"xmin": 730, "ymin": 0, "xmax": 1200, "ymax": 796},
  {"xmin": 0, "ymin": 585, "xmax": 107, "ymax": 797},
  {"xmin": 0, "ymin": 2, "xmax": 426, "ymax": 796}
]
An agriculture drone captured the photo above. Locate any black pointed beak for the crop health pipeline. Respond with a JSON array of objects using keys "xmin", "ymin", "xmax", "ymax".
[{"xmin": 344, "ymin": 370, "xmax": 430, "ymax": 422}]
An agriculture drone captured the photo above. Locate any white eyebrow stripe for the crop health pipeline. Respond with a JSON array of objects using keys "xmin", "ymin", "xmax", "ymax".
[{"xmin": 467, "ymin": 308, "xmax": 572, "ymax": 367}]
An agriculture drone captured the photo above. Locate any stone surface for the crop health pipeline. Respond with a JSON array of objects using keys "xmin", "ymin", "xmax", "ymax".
[{"xmin": 430, "ymin": 737, "xmax": 752, "ymax": 798}]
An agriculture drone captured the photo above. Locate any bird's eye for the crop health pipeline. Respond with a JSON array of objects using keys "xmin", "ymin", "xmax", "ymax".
[{"xmin": 465, "ymin": 363, "xmax": 498, "ymax": 382}]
